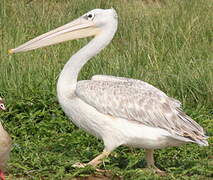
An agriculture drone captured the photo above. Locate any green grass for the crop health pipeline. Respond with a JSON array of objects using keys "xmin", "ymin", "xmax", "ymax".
[{"xmin": 0, "ymin": 0, "xmax": 213, "ymax": 179}]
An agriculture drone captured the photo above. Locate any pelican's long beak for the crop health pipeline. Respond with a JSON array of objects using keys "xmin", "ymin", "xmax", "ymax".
[{"xmin": 9, "ymin": 17, "xmax": 100, "ymax": 54}]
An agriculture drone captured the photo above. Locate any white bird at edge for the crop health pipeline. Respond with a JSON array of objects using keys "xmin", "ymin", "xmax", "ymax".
[
  {"xmin": 0, "ymin": 98, "xmax": 12, "ymax": 180},
  {"xmin": 9, "ymin": 8, "xmax": 208, "ymax": 174}
]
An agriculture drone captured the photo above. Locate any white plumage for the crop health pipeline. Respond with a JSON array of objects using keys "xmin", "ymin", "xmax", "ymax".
[
  {"xmin": 77, "ymin": 75, "xmax": 208, "ymax": 146},
  {"xmin": 10, "ymin": 8, "xmax": 208, "ymax": 173}
]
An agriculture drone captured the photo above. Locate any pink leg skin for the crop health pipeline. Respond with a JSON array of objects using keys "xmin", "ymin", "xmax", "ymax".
[{"xmin": 0, "ymin": 170, "xmax": 6, "ymax": 180}]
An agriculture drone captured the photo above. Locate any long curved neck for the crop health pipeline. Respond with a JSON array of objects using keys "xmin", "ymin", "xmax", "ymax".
[{"xmin": 57, "ymin": 27, "xmax": 117, "ymax": 98}]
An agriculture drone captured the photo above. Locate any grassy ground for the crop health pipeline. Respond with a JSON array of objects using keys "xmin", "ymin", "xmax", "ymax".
[{"xmin": 0, "ymin": 0, "xmax": 212, "ymax": 179}]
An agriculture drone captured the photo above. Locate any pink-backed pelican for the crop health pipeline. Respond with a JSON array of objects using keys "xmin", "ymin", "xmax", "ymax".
[{"xmin": 9, "ymin": 8, "xmax": 208, "ymax": 173}]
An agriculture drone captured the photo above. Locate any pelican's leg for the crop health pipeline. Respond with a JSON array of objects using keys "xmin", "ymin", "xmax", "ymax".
[
  {"xmin": 88, "ymin": 149, "xmax": 110, "ymax": 167},
  {"xmin": 73, "ymin": 149, "xmax": 110, "ymax": 168},
  {"xmin": 145, "ymin": 149, "xmax": 166, "ymax": 175},
  {"xmin": 145, "ymin": 149, "xmax": 155, "ymax": 167}
]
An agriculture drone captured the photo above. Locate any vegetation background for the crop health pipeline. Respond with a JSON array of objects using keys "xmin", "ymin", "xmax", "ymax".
[{"xmin": 0, "ymin": 0, "xmax": 212, "ymax": 179}]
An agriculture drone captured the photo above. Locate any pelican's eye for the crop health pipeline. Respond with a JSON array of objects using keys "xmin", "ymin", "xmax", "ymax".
[{"xmin": 86, "ymin": 13, "xmax": 95, "ymax": 20}]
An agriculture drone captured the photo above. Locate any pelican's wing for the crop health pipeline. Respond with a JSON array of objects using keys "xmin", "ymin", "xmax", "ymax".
[
  {"xmin": 76, "ymin": 76, "xmax": 208, "ymax": 145},
  {"xmin": 92, "ymin": 75, "xmax": 182, "ymax": 107},
  {"xmin": 92, "ymin": 75, "xmax": 134, "ymax": 82}
]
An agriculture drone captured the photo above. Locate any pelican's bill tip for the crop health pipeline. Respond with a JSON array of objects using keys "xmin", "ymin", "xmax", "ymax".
[{"xmin": 8, "ymin": 49, "xmax": 14, "ymax": 54}]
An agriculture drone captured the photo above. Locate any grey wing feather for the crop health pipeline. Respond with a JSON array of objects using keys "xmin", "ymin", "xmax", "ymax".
[
  {"xmin": 76, "ymin": 75, "xmax": 208, "ymax": 145},
  {"xmin": 92, "ymin": 75, "xmax": 182, "ymax": 107},
  {"xmin": 92, "ymin": 75, "xmax": 132, "ymax": 82},
  {"xmin": 92, "ymin": 75, "xmax": 167, "ymax": 96}
]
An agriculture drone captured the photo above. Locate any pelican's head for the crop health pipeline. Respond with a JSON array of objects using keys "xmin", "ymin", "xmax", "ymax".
[
  {"xmin": 0, "ymin": 98, "xmax": 6, "ymax": 111},
  {"xmin": 9, "ymin": 8, "xmax": 118, "ymax": 54}
]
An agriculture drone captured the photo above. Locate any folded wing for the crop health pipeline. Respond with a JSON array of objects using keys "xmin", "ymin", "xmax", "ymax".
[{"xmin": 76, "ymin": 75, "xmax": 208, "ymax": 146}]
